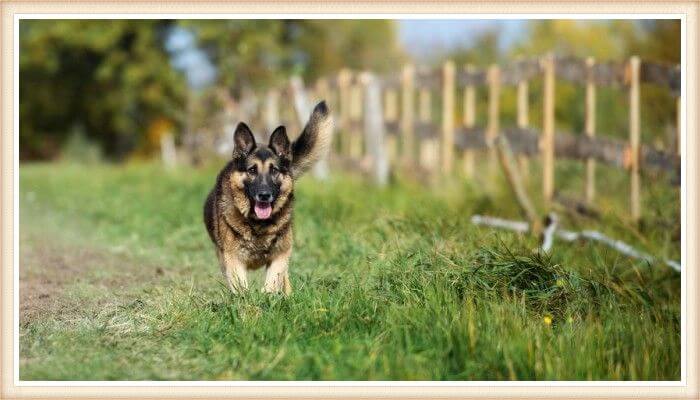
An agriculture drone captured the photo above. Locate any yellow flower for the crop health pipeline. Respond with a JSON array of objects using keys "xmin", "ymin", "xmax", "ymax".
[{"xmin": 543, "ymin": 315, "xmax": 553, "ymax": 326}]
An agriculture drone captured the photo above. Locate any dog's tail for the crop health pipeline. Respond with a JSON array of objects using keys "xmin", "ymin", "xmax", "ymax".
[{"xmin": 291, "ymin": 101, "xmax": 334, "ymax": 178}]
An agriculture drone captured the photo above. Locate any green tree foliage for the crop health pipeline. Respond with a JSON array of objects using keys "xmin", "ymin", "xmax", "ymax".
[
  {"xmin": 509, "ymin": 20, "xmax": 640, "ymax": 138},
  {"xmin": 19, "ymin": 19, "xmax": 678, "ymax": 161},
  {"xmin": 515, "ymin": 20, "xmax": 679, "ymax": 145},
  {"xmin": 20, "ymin": 20, "xmax": 186, "ymax": 160},
  {"xmin": 182, "ymin": 20, "xmax": 404, "ymax": 94},
  {"xmin": 443, "ymin": 20, "xmax": 679, "ymax": 154},
  {"xmin": 511, "ymin": 20, "xmax": 636, "ymax": 60},
  {"xmin": 445, "ymin": 30, "xmax": 501, "ymax": 66},
  {"xmin": 291, "ymin": 20, "xmax": 405, "ymax": 80},
  {"xmin": 628, "ymin": 20, "xmax": 681, "ymax": 148},
  {"xmin": 179, "ymin": 20, "xmax": 289, "ymax": 95},
  {"xmin": 629, "ymin": 20, "xmax": 680, "ymax": 63}
]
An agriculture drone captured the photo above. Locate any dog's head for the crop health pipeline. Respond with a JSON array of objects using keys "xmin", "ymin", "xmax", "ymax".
[
  {"xmin": 226, "ymin": 101, "xmax": 332, "ymax": 221},
  {"xmin": 228, "ymin": 123, "xmax": 293, "ymax": 220}
]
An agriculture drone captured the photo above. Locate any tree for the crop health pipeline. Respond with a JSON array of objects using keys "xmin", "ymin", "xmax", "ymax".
[
  {"xmin": 20, "ymin": 20, "xmax": 187, "ymax": 160},
  {"xmin": 445, "ymin": 30, "xmax": 502, "ymax": 66},
  {"xmin": 182, "ymin": 20, "xmax": 404, "ymax": 94}
]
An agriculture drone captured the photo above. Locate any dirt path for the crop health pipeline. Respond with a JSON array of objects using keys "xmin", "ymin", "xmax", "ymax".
[{"xmin": 19, "ymin": 237, "xmax": 166, "ymax": 327}]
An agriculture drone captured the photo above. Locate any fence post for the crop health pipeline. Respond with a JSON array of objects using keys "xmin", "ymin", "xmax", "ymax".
[
  {"xmin": 629, "ymin": 56, "xmax": 641, "ymax": 221},
  {"xmin": 418, "ymin": 87, "xmax": 436, "ymax": 171},
  {"xmin": 264, "ymin": 89, "xmax": 280, "ymax": 134},
  {"xmin": 487, "ymin": 64, "xmax": 501, "ymax": 180},
  {"xmin": 337, "ymin": 69, "xmax": 352, "ymax": 157},
  {"xmin": 442, "ymin": 60, "xmax": 455, "ymax": 174},
  {"xmin": 401, "ymin": 64, "xmax": 415, "ymax": 165},
  {"xmin": 462, "ymin": 64, "xmax": 476, "ymax": 178},
  {"xmin": 160, "ymin": 131, "xmax": 177, "ymax": 168},
  {"xmin": 542, "ymin": 54, "xmax": 556, "ymax": 207},
  {"xmin": 314, "ymin": 78, "xmax": 329, "ymax": 104},
  {"xmin": 362, "ymin": 73, "xmax": 390, "ymax": 186},
  {"xmin": 585, "ymin": 57, "xmax": 597, "ymax": 204},
  {"xmin": 384, "ymin": 88, "xmax": 399, "ymax": 165},
  {"xmin": 349, "ymin": 79, "xmax": 364, "ymax": 159},
  {"xmin": 516, "ymin": 70, "xmax": 529, "ymax": 183}
]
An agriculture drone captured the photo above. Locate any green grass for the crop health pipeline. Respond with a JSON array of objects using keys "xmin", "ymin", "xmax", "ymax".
[{"xmin": 19, "ymin": 161, "xmax": 680, "ymax": 380}]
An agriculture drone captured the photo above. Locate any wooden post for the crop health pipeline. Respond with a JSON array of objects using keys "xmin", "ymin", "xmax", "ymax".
[
  {"xmin": 401, "ymin": 64, "xmax": 415, "ymax": 165},
  {"xmin": 362, "ymin": 73, "xmax": 390, "ymax": 186},
  {"xmin": 629, "ymin": 56, "xmax": 641, "ymax": 221},
  {"xmin": 337, "ymin": 69, "xmax": 352, "ymax": 157},
  {"xmin": 349, "ymin": 80, "xmax": 363, "ymax": 159},
  {"xmin": 516, "ymin": 76, "xmax": 529, "ymax": 182},
  {"xmin": 384, "ymin": 89, "xmax": 398, "ymax": 120},
  {"xmin": 315, "ymin": 78, "xmax": 329, "ymax": 105},
  {"xmin": 160, "ymin": 131, "xmax": 177, "ymax": 168},
  {"xmin": 494, "ymin": 136, "xmax": 542, "ymax": 235},
  {"xmin": 441, "ymin": 60, "xmax": 455, "ymax": 174},
  {"xmin": 418, "ymin": 88, "xmax": 435, "ymax": 171},
  {"xmin": 419, "ymin": 89, "xmax": 431, "ymax": 122},
  {"xmin": 542, "ymin": 54, "xmax": 556, "ymax": 207},
  {"xmin": 487, "ymin": 64, "xmax": 501, "ymax": 179},
  {"xmin": 264, "ymin": 89, "xmax": 280, "ymax": 134},
  {"xmin": 463, "ymin": 64, "xmax": 476, "ymax": 178},
  {"xmin": 384, "ymin": 89, "xmax": 399, "ymax": 165},
  {"xmin": 584, "ymin": 57, "xmax": 597, "ymax": 204}
]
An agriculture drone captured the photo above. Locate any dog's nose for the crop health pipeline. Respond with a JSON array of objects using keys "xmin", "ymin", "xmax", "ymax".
[{"xmin": 256, "ymin": 191, "xmax": 272, "ymax": 202}]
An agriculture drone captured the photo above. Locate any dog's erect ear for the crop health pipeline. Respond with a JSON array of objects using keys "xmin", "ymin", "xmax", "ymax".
[
  {"xmin": 268, "ymin": 126, "xmax": 290, "ymax": 158},
  {"xmin": 291, "ymin": 101, "xmax": 333, "ymax": 178},
  {"xmin": 233, "ymin": 122, "xmax": 256, "ymax": 157}
]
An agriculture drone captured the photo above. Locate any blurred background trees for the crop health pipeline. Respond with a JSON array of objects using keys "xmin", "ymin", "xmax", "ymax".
[
  {"xmin": 182, "ymin": 20, "xmax": 403, "ymax": 95},
  {"xmin": 20, "ymin": 20, "xmax": 186, "ymax": 160},
  {"xmin": 18, "ymin": 19, "xmax": 680, "ymax": 161}
]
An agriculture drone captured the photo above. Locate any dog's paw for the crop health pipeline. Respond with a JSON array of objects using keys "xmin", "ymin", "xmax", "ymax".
[{"xmin": 261, "ymin": 280, "xmax": 291, "ymax": 296}]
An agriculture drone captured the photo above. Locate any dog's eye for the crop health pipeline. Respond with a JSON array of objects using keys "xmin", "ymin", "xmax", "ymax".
[
  {"xmin": 247, "ymin": 166, "xmax": 257, "ymax": 175},
  {"xmin": 270, "ymin": 165, "xmax": 279, "ymax": 176}
]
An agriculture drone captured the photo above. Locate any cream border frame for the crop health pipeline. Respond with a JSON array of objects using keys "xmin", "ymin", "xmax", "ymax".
[{"xmin": 1, "ymin": 2, "xmax": 697, "ymax": 399}]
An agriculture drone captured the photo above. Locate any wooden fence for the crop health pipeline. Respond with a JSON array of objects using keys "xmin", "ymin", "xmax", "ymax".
[{"xmin": 210, "ymin": 54, "xmax": 681, "ymax": 222}]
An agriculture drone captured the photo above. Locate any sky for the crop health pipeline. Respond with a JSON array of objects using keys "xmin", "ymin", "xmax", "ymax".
[
  {"xmin": 398, "ymin": 19, "xmax": 527, "ymax": 58},
  {"xmin": 167, "ymin": 20, "xmax": 529, "ymax": 89}
]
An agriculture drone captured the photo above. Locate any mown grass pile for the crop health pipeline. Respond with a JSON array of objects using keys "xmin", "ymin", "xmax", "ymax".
[{"xmin": 19, "ymin": 161, "xmax": 680, "ymax": 380}]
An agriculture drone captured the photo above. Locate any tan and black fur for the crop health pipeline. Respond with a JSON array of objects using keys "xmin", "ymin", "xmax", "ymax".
[{"xmin": 203, "ymin": 102, "xmax": 332, "ymax": 294}]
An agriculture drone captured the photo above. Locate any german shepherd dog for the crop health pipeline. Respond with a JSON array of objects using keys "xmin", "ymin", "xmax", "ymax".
[{"xmin": 203, "ymin": 102, "xmax": 332, "ymax": 295}]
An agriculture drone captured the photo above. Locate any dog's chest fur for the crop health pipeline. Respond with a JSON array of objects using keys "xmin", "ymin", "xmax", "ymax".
[
  {"xmin": 206, "ymin": 180, "xmax": 294, "ymax": 269},
  {"xmin": 224, "ymin": 205, "xmax": 292, "ymax": 266}
]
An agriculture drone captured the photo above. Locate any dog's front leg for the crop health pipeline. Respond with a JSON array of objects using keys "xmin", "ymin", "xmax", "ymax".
[
  {"xmin": 263, "ymin": 249, "xmax": 291, "ymax": 295},
  {"xmin": 219, "ymin": 251, "xmax": 248, "ymax": 294}
]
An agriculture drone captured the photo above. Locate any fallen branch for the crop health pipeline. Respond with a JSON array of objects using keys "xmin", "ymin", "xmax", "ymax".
[
  {"xmin": 471, "ymin": 215, "xmax": 529, "ymax": 233},
  {"xmin": 471, "ymin": 214, "xmax": 680, "ymax": 273},
  {"xmin": 553, "ymin": 193, "xmax": 600, "ymax": 220},
  {"xmin": 493, "ymin": 135, "xmax": 542, "ymax": 235}
]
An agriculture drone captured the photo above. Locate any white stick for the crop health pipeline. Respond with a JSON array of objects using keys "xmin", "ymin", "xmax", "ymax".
[
  {"xmin": 471, "ymin": 215, "xmax": 529, "ymax": 233},
  {"xmin": 540, "ymin": 213, "xmax": 558, "ymax": 252},
  {"xmin": 471, "ymin": 214, "xmax": 680, "ymax": 272}
]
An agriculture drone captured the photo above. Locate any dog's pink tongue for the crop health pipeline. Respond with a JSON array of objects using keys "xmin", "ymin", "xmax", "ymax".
[{"xmin": 254, "ymin": 202, "xmax": 272, "ymax": 219}]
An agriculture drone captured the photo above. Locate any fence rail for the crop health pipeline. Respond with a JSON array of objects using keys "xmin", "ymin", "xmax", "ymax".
[{"xmin": 196, "ymin": 54, "xmax": 681, "ymax": 222}]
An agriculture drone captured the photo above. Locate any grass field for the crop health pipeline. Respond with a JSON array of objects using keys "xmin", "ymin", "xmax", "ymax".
[{"xmin": 19, "ymin": 160, "xmax": 680, "ymax": 380}]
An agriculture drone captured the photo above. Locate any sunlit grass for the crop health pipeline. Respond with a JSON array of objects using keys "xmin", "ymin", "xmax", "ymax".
[{"xmin": 18, "ymin": 160, "xmax": 680, "ymax": 380}]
